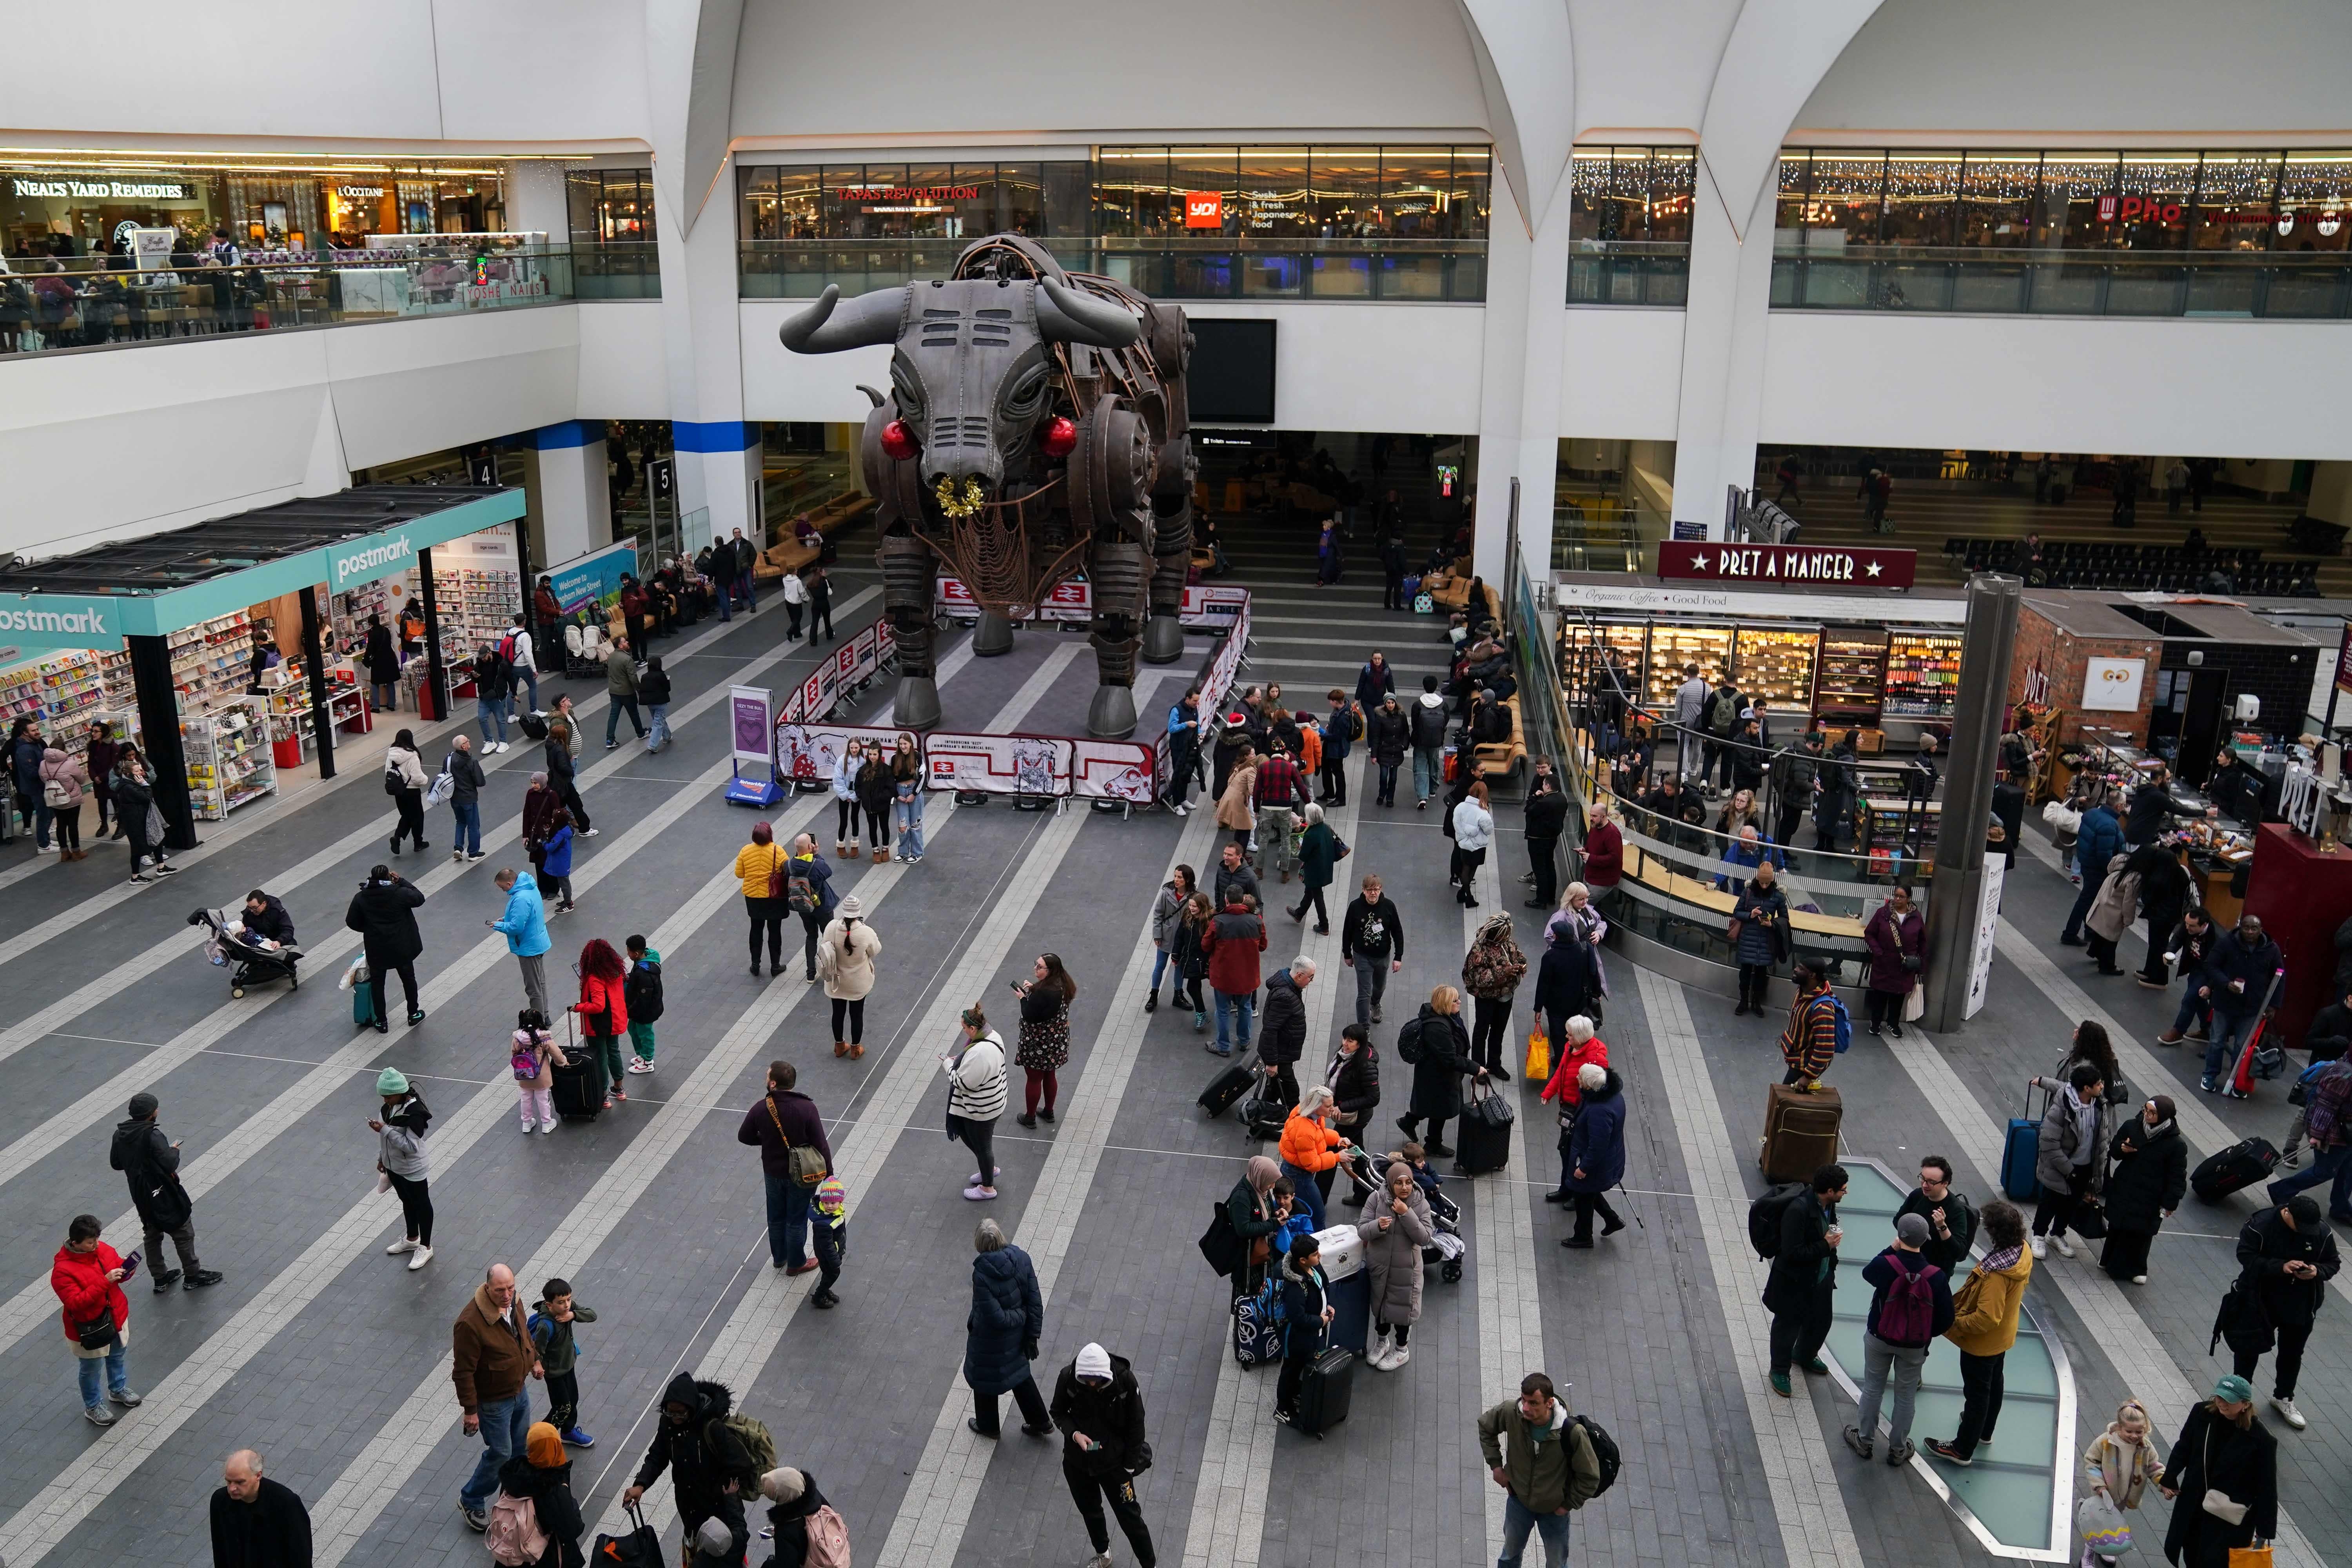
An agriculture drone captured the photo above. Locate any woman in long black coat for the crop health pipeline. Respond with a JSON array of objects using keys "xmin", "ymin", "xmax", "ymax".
[
  {"xmin": 2100, "ymin": 1096, "xmax": 2188, "ymax": 1283},
  {"xmin": 2129, "ymin": 844, "xmax": 2192, "ymax": 988},
  {"xmin": 1397, "ymin": 986, "xmax": 1479, "ymax": 1158},
  {"xmin": 2161, "ymin": 1391, "xmax": 2276, "ymax": 1568}
]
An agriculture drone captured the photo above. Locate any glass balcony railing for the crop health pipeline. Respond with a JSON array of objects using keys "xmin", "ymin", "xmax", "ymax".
[
  {"xmin": 1769, "ymin": 245, "xmax": 2352, "ymax": 318},
  {"xmin": 739, "ymin": 237, "xmax": 1487, "ymax": 302},
  {"xmin": 0, "ymin": 245, "xmax": 619, "ymax": 359},
  {"xmin": 1566, "ymin": 241, "xmax": 1691, "ymax": 306},
  {"xmin": 570, "ymin": 241, "xmax": 661, "ymax": 299}
]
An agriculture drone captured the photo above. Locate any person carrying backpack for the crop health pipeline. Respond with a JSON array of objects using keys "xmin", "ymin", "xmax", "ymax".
[
  {"xmin": 1777, "ymin": 960, "xmax": 1844, "ymax": 1086},
  {"xmin": 758, "ymin": 1466, "xmax": 850, "ymax": 1568},
  {"xmin": 1843, "ymin": 1212, "xmax": 1954, "ymax": 1467},
  {"xmin": 622, "ymin": 1373, "xmax": 763, "ymax": 1565},
  {"xmin": 487, "ymin": 1422, "xmax": 584, "ymax": 1568},
  {"xmin": 622, "ymin": 935, "xmax": 663, "ymax": 1077},
  {"xmin": 1475, "ymin": 1371, "xmax": 1606, "ymax": 1568}
]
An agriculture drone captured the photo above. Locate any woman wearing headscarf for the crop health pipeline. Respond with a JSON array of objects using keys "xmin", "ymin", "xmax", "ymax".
[
  {"xmin": 2100, "ymin": 1094, "xmax": 2187, "ymax": 1285},
  {"xmin": 1357, "ymin": 1157, "xmax": 1433, "ymax": 1372},
  {"xmin": 384, "ymin": 728, "xmax": 430, "ymax": 856},
  {"xmin": 1224, "ymin": 1155, "xmax": 1288, "ymax": 1297},
  {"xmin": 492, "ymin": 1422, "xmax": 585, "ymax": 1567}
]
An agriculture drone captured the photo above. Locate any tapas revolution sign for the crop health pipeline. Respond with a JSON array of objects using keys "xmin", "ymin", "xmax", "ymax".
[{"xmin": 1658, "ymin": 541, "xmax": 1917, "ymax": 589}]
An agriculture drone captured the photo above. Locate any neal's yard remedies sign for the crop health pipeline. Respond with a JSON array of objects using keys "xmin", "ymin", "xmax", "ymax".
[{"xmin": 1658, "ymin": 541, "xmax": 1918, "ymax": 589}]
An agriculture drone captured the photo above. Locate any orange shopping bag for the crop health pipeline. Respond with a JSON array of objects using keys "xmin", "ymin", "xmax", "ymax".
[{"xmin": 1525, "ymin": 1024, "xmax": 1551, "ymax": 1083}]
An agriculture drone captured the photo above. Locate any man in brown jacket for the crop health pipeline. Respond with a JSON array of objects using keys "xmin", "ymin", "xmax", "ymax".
[{"xmin": 452, "ymin": 1262, "xmax": 540, "ymax": 1532}]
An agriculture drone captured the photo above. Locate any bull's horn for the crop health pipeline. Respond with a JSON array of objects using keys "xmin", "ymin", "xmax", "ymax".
[
  {"xmin": 1036, "ymin": 278, "xmax": 1140, "ymax": 349},
  {"xmin": 778, "ymin": 284, "xmax": 906, "ymax": 354}
]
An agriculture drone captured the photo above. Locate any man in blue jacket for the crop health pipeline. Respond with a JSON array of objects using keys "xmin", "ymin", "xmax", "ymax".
[
  {"xmin": 2059, "ymin": 791, "xmax": 2124, "ymax": 947},
  {"xmin": 490, "ymin": 867, "xmax": 552, "ymax": 1018},
  {"xmin": 2200, "ymin": 913, "xmax": 2285, "ymax": 1093}
]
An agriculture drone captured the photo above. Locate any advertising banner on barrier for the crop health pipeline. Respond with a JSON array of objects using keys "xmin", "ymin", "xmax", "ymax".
[
  {"xmin": 926, "ymin": 733, "xmax": 1072, "ymax": 796},
  {"xmin": 936, "ymin": 577, "xmax": 1248, "ymax": 628},
  {"xmin": 1070, "ymin": 740, "xmax": 1158, "ymax": 802},
  {"xmin": 1196, "ymin": 598, "xmax": 1252, "ymax": 719},
  {"xmin": 775, "ymin": 722, "xmax": 919, "ymax": 790},
  {"xmin": 546, "ymin": 541, "xmax": 638, "ymax": 619}
]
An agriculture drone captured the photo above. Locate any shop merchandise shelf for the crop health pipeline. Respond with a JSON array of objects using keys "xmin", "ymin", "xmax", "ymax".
[
  {"xmin": 1883, "ymin": 631, "xmax": 1963, "ymax": 720},
  {"xmin": 1732, "ymin": 626, "xmax": 1820, "ymax": 717},
  {"xmin": 1814, "ymin": 633, "xmax": 1889, "ymax": 724},
  {"xmin": 1864, "ymin": 796, "xmax": 1942, "ymax": 856},
  {"xmin": 166, "ymin": 611, "xmax": 258, "ymax": 711},
  {"xmin": 181, "ymin": 697, "xmax": 276, "ymax": 820},
  {"xmin": 0, "ymin": 651, "xmax": 143, "ymax": 780},
  {"xmin": 1642, "ymin": 626, "xmax": 1733, "ymax": 712}
]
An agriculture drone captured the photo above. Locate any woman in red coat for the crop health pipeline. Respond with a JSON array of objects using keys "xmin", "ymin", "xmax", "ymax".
[
  {"xmin": 570, "ymin": 938, "xmax": 631, "ymax": 1109},
  {"xmin": 52, "ymin": 1214, "xmax": 137, "ymax": 1424},
  {"xmin": 1537, "ymin": 1017, "xmax": 1612, "ymax": 1203},
  {"xmin": 1862, "ymin": 885, "xmax": 1926, "ymax": 1040}
]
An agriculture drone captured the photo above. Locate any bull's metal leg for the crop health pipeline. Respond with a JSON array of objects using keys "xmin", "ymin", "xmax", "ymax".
[
  {"xmin": 1141, "ymin": 495, "xmax": 1192, "ymax": 664},
  {"xmin": 973, "ymin": 611, "xmax": 1015, "ymax": 657},
  {"xmin": 878, "ymin": 530, "xmax": 942, "ymax": 731},
  {"xmin": 1086, "ymin": 537, "xmax": 1148, "ymax": 739}
]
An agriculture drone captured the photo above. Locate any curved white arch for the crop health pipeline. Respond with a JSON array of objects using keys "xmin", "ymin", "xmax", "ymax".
[
  {"xmin": 1455, "ymin": 0, "xmax": 1578, "ymax": 234},
  {"xmin": 645, "ymin": 0, "xmax": 746, "ymax": 233}
]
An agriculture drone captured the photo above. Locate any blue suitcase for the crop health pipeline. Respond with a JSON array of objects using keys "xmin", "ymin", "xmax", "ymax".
[
  {"xmin": 1999, "ymin": 1085, "xmax": 2044, "ymax": 1201},
  {"xmin": 352, "ymin": 970, "xmax": 378, "ymax": 1030}
]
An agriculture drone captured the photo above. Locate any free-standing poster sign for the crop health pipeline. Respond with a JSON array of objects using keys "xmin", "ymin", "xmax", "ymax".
[
  {"xmin": 724, "ymin": 684, "xmax": 783, "ymax": 806},
  {"xmin": 1965, "ymin": 858, "xmax": 2005, "ymax": 1019}
]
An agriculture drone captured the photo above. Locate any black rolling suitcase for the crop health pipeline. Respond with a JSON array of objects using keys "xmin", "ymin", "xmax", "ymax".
[
  {"xmin": 1199, "ymin": 1053, "xmax": 1258, "ymax": 1117},
  {"xmin": 1292, "ymin": 1346, "xmax": 1355, "ymax": 1437},
  {"xmin": 552, "ymin": 1046, "xmax": 606, "ymax": 1121},
  {"xmin": 2191, "ymin": 1137, "xmax": 2279, "ymax": 1203},
  {"xmin": 1453, "ymin": 1080, "xmax": 1514, "ymax": 1175}
]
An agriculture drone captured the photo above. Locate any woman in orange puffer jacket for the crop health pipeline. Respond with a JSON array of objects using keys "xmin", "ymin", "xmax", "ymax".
[{"xmin": 1277, "ymin": 1084, "xmax": 1352, "ymax": 1230}]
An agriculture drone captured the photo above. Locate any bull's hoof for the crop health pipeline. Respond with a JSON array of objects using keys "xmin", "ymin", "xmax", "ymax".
[
  {"xmin": 1087, "ymin": 683, "xmax": 1138, "ymax": 740},
  {"xmin": 973, "ymin": 612, "xmax": 1015, "ymax": 657},
  {"xmin": 894, "ymin": 675, "xmax": 942, "ymax": 732},
  {"xmin": 1140, "ymin": 612, "xmax": 1184, "ymax": 664}
]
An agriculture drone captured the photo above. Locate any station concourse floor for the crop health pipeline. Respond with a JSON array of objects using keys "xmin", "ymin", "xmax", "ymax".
[{"xmin": 0, "ymin": 526, "xmax": 2344, "ymax": 1568}]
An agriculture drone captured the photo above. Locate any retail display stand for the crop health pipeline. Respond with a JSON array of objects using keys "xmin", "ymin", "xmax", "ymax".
[
  {"xmin": 265, "ymin": 673, "xmax": 367, "ymax": 768},
  {"xmin": 182, "ymin": 698, "xmax": 276, "ymax": 820},
  {"xmin": 724, "ymin": 684, "xmax": 785, "ymax": 807}
]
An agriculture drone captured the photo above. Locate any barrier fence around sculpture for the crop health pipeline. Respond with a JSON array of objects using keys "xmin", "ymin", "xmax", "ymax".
[{"xmin": 744, "ymin": 585, "xmax": 1249, "ymax": 808}]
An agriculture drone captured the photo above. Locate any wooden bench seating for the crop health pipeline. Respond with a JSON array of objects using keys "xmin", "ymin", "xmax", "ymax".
[{"xmin": 756, "ymin": 491, "xmax": 873, "ymax": 579}]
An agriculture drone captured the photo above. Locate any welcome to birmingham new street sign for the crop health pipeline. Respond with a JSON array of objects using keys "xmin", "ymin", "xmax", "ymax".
[{"xmin": 1657, "ymin": 540, "xmax": 1918, "ymax": 590}]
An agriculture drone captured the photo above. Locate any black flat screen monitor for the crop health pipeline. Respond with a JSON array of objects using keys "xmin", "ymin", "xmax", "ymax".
[{"xmin": 1186, "ymin": 318, "xmax": 1276, "ymax": 424}]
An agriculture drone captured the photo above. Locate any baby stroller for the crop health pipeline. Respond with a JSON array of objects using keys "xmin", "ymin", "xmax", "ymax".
[
  {"xmin": 187, "ymin": 908, "xmax": 301, "ymax": 1000},
  {"xmin": 1349, "ymin": 1150, "xmax": 1467, "ymax": 1283},
  {"xmin": 561, "ymin": 613, "xmax": 609, "ymax": 679}
]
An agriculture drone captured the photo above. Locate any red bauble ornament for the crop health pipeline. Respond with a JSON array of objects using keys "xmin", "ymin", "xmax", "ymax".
[
  {"xmin": 1040, "ymin": 415, "xmax": 1078, "ymax": 459},
  {"xmin": 879, "ymin": 419, "xmax": 918, "ymax": 461}
]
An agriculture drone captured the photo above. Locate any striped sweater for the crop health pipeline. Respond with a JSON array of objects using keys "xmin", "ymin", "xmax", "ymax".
[
  {"xmin": 946, "ymin": 1031, "xmax": 1009, "ymax": 1121},
  {"xmin": 1778, "ymin": 989, "xmax": 1839, "ymax": 1084}
]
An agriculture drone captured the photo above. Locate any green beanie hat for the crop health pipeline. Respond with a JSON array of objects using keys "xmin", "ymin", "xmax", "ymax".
[{"xmin": 376, "ymin": 1067, "xmax": 409, "ymax": 1095}]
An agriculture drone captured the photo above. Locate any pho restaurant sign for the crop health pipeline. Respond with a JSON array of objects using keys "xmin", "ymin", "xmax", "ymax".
[{"xmin": 1659, "ymin": 541, "xmax": 1916, "ymax": 589}]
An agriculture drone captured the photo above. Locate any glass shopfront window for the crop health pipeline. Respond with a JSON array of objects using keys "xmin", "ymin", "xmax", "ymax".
[
  {"xmin": 1773, "ymin": 145, "xmax": 2352, "ymax": 318},
  {"xmin": 566, "ymin": 169, "xmax": 655, "ymax": 244},
  {"xmin": 1567, "ymin": 147, "xmax": 1694, "ymax": 305},
  {"xmin": 738, "ymin": 145, "xmax": 1489, "ymax": 302}
]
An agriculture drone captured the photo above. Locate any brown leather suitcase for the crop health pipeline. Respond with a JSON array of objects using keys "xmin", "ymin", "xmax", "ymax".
[{"xmin": 1759, "ymin": 1082, "xmax": 1843, "ymax": 1182}]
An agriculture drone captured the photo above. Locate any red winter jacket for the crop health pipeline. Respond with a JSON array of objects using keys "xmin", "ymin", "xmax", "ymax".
[
  {"xmin": 575, "ymin": 970, "xmax": 629, "ymax": 1038},
  {"xmin": 1202, "ymin": 905, "xmax": 1268, "ymax": 996},
  {"xmin": 52, "ymin": 1241, "xmax": 128, "ymax": 1345},
  {"xmin": 1581, "ymin": 822, "xmax": 1622, "ymax": 887}
]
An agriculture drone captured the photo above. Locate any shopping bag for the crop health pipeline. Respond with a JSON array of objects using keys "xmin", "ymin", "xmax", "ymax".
[
  {"xmin": 1902, "ymin": 985, "xmax": 1925, "ymax": 1023},
  {"xmin": 2227, "ymin": 1547, "xmax": 2273, "ymax": 1568},
  {"xmin": 2075, "ymin": 1492, "xmax": 2132, "ymax": 1555},
  {"xmin": 1524, "ymin": 1024, "xmax": 1551, "ymax": 1083}
]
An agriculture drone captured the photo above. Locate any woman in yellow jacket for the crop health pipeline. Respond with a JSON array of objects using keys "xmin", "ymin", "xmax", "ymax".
[
  {"xmin": 733, "ymin": 821, "xmax": 795, "ymax": 978},
  {"xmin": 1276, "ymin": 1085, "xmax": 1352, "ymax": 1230},
  {"xmin": 1924, "ymin": 1198, "xmax": 2033, "ymax": 1466}
]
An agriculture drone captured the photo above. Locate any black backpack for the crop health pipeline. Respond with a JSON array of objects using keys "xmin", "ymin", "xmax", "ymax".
[
  {"xmin": 1396, "ymin": 1016, "xmax": 1425, "ymax": 1065},
  {"xmin": 1573, "ymin": 1413, "xmax": 1622, "ymax": 1498},
  {"xmin": 624, "ymin": 957, "xmax": 664, "ymax": 1023},
  {"xmin": 1748, "ymin": 1181, "xmax": 1809, "ymax": 1259}
]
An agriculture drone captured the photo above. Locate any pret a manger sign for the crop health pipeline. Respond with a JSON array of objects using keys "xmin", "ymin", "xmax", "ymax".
[{"xmin": 1658, "ymin": 541, "xmax": 1916, "ymax": 589}]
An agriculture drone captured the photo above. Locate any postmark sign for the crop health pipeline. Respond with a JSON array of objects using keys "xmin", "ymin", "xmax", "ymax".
[{"xmin": 1658, "ymin": 541, "xmax": 1917, "ymax": 589}]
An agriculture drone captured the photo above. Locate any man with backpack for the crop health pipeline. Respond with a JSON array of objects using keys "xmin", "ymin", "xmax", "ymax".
[
  {"xmin": 1844, "ymin": 1212, "xmax": 1954, "ymax": 1466},
  {"xmin": 109, "ymin": 1092, "xmax": 222, "ymax": 1294},
  {"xmin": 1777, "ymin": 960, "xmax": 1844, "ymax": 1087},
  {"xmin": 622, "ymin": 1372, "xmax": 766, "ymax": 1566},
  {"xmin": 1702, "ymin": 679, "xmax": 1744, "ymax": 795},
  {"xmin": 1475, "ymin": 1371, "xmax": 1607, "ymax": 1568},
  {"xmin": 1760, "ymin": 1163, "xmax": 1846, "ymax": 1398}
]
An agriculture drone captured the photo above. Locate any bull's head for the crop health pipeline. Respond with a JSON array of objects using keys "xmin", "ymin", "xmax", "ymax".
[{"xmin": 779, "ymin": 277, "xmax": 1139, "ymax": 508}]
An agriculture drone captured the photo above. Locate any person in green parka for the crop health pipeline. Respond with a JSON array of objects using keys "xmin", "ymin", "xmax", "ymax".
[{"xmin": 1287, "ymin": 802, "xmax": 1342, "ymax": 935}]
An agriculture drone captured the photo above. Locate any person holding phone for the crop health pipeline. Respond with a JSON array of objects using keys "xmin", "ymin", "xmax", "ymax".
[
  {"xmin": 51, "ymin": 1213, "xmax": 139, "ymax": 1425},
  {"xmin": 1013, "ymin": 954, "xmax": 1077, "ymax": 1129}
]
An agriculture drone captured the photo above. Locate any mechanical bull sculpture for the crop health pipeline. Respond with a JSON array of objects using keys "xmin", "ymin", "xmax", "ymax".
[{"xmin": 778, "ymin": 233, "xmax": 1195, "ymax": 738}]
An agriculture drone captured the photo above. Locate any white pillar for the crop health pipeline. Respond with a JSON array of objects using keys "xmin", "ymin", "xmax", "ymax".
[
  {"xmin": 653, "ymin": 157, "xmax": 764, "ymax": 546},
  {"xmin": 507, "ymin": 160, "xmax": 569, "ymax": 247},
  {"xmin": 1671, "ymin": 164, "xmax": 1780, "ymax": 539},
  {"xmin": 524, "ymin": 422, "xmax": 612, "ymax": 565},
  {"xmin": 1470, "ymin": 171, "xmax": 1571, "ymax": 586}
]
